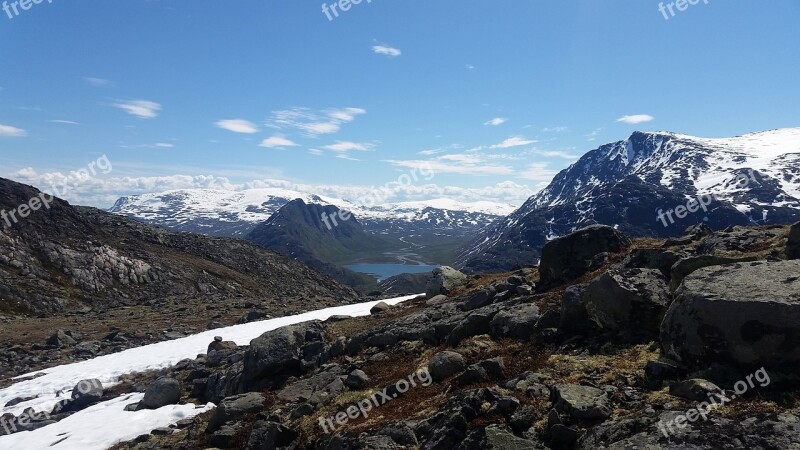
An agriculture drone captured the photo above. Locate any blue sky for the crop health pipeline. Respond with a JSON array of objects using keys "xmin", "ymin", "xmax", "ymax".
[{"xmin": 1, "ymin": 0, "xmax": 798, "ymax": 207}]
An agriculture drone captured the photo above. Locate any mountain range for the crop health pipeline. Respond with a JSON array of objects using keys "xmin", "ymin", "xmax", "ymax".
[{"xmin": 458, "ymin": 127, "xmax": 800, "ymax": 272}]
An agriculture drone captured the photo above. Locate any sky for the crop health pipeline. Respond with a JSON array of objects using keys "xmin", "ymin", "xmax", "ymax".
[{"xmin": 0, "ymin": 0, "xmax": 798, "ymax": 208}]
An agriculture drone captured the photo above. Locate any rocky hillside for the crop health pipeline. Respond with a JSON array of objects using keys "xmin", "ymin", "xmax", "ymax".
[
  {"xmin": 93, "ymin": 222, "xmax": 800, "ymax": 449},
  {"xmin": 0, "ymin": 178, "xmax": 359, "ymax": 317},
  {"xmin": 459, "ymin": 128, "xmax": 800, "ymax": 273}
]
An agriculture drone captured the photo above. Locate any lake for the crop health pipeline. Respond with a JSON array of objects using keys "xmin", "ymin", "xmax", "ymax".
[{"xmin": 345, "ymin": 263, "xmax": 439, "ymax": 281}]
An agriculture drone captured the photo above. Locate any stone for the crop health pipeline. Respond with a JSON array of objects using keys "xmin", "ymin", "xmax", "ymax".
[
  {"xmin": 669, "ymin": 379, "xmax": 723, "ymax": 402},
  {"xmin": 345, "ymin": 369, "xmax": 371, "ymax": 390},
  {"xmin": 428, "ymin": 351, "xmax": 466, "ymax": 382},
  {"xmin": 583, "ymin": 268, "xmax": 670, "ymax": 337},
  {"xmin": 559, "ymin": 283, "xmax": 593, "ymax": 334},
  {"xmin": 553, "ymin": 384, "xmax": 612, "ymax": 421},
  {"xmin": 426, "ymin": 295, "xmax": 450, "ymax": 306},
  {"xmin": 788, "ymin": 222, "xmax": 800, "ymax": 258},
  {"xmin": 138, "ymin": 377, "xmax": 181, "ymax": 410},
  {"xmin": 539, "ymin": 225, "xmax": 632, "ymax": 289},
  {"xmin": 425, "ymin": 266, "xmax": 468, "ymax": 298},
  {"xmin": 207, "ymin": 392, "xmax": 266, "ymax": 432},
  {"xmin": 370, "ymin": 301, "xmax": 392, "ymax": 315},
  {"xmin": 660, "ymin": 260, "xmax": 800, "ymax": 374}
]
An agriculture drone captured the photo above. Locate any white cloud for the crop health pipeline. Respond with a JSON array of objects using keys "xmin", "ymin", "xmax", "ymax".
[
  {"xmin": 386, "ymin": 157, "xmax": 513, "ymax": 176},
  {"xmin": 49, "ymin": 120, "xmax": 80, "ymax": 125},
  {"xmin": 0, "ymin": 124, "xmax": 27, "ymax": 137},
  {"xmin": 491, "ymin": 136, "xmax": 536, "ymax": 149},
  {"xmin": 586, "ymin": 128, "xmax": 603, "ymax": 142},
  {"xmin": 484, "ymin": 118, "xmax": 507, "ymax": 126},
  {"xmin": 372, "ymin": 45, "xmax": 402, "ymax": 57},
  {"xmin": 84, "ymin": 77, "xmax": 113, "ymax": 87},
  {"xmin": 115, "ymin": 100, "xmax": 161, "ymax": 119},
  {"xmin": 154, "ymin": 143, "xmax": 174, "ymax": 148},
  {"xmin": 268, "ymin": 107, "xmax": 366, "ymax": 136},
  {"xmin": 518, "ymin": 163, "xmax": 559, "ymax": 182},
  {"xmin": 260, "ymin": 136, "xmax": 300, "ymax": 148},
  {"xmin": 538, "ymin": 150, "xmax": 579, "ymax": 159},
  {"xmin": 617, "ymin": 114, "xmax": 654, "ymax": 124},
  {"xmin": 323, "ymin": 141, "xmax": 373, "ymax": 152},
  {"xmin": 541, "ymin": 126, "xmax": 568, "ymax": 133},
  {"xmin": 215, "ymin": 119, "xmax": 259, "ymax": 134}
]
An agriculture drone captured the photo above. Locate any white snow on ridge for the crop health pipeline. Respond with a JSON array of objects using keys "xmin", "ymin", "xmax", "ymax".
[{"xmin": 0, "ymin": 295, "xmax": 417, "ymax": 450}]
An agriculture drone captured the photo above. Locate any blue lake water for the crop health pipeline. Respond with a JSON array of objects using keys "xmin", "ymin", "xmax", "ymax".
[{"xmin": 345, "ymin": 263, "xmax": 439, "ymax": 281}]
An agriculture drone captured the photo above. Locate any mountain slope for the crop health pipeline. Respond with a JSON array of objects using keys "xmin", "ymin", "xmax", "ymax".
[
  {"xmin": 0, "ymin": 178, "xmax": 359, "ymax": 316},
  {"xmin": 245, "ymin": 199, "xmax": 396, "ymax": 289},
  {"xmin": 459, "ymin": 128, "xmax": 800, "ymax": 272}
]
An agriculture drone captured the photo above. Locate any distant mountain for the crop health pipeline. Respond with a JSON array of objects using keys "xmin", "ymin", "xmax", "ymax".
[
  {"xmin": 109, "ymin": 189, "xmax": 514, "ymax": 266},
  {"xmin": 0, "ymin": 178, "xmax": 358, "ymax": 316},
  {"xmin": 109, "ymin": 189, "xmax": 513, "ymax": 238},
  {"xmin": 459, "ymin": 128, "xmax": 800, "ymax": 273},
  {"xmin": 246, "ymin": 199, "xmax": 395, "ymax": 290}
]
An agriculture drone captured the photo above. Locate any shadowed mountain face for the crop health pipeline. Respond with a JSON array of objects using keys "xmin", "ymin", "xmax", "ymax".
[
  {"xmin": 0, "ymin": 178, "xmax": 358, "ymax": 316},
  {"xmin": 458, "ymin": 129, "xmax": 800, "ymax": 273},
  {"xmin": 246, "ymin": 199, "xmax": 397, "ymax": 290}
]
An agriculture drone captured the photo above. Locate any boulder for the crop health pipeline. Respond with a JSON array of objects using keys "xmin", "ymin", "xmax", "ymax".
[
  {"xmin": 670, "ymin": 379, "xmax": 723, "ymax": 402},
  {"xmin": 241, "ymin": 321, "xmax": 325, "ymax": 390},
  {"xmin": 139, "ymin": 377, "xmax": 181, "ymax": 410},
  {"xmin": 669, "ymin": 255, "xmax": 758, "ymax": 291},
  {"xmin": 425, "ymin": 266, "xmax": 468, "ymax": 298},
  {"xmin": 584, "ymin": 268, "xmax": 670, "ymax": 336},
  {"xmin": 208, "ymin": 392, "xmax": 266, "ymax": 432},
  {"xmin": 552, "ymin": 384, "xmax": 612, "ymax": 421},
  {"xmin": 370, "ymin": 301, "xmax": 392, "ymax": 315},
  {"xmin": 70, "ymin": 379, "xmax": 103, "ymax": 408},
  {"xmin": 208, "ymin": 336, "xmax": 238, "ymax": 353},
  {"xmin": 539, "ymin": 225, "xmax": 632, "ymax": 289},
  {"xmin": 788, "ymin": 222, "xmax": 800, "ymax": 258},
  {"xmin": 661, "ymin": 260, "xmax": 800, "ymax": 374},
  {"xmin": 559, "ymin": 283, "xmax": 593, "ymax": 334},
  {"xmin": 46, "ymin": 330, "xmax": 76, "ymax": 348},
  {"xmin": 345, "ymin": 369, "xmax": 371, "ymax": 390},
  {"xmin": 489, "ymin": 303, "xmax": 540, "ymax": 340},
  {"xmin": 461, "ymin": 287, "xmax": 496, "ymax": 311},
  {"xmin": 244, "ymin": 420, "xmax": 299, "ymax": 450},
  {"xmin": 428, "ymin": 351, "xmax": 466, "ymax": 382},
  {"xmin": 426, "ymin": 295, "xmax": 450, "ymax": 306}
]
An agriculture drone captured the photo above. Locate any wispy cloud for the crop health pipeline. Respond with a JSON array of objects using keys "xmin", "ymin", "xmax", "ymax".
[
  {"xmin": 216, "ymin": 119, "xmax": 259, "ymax": 134},
  {"xmin": 267, "ymin": 107, "xmax": 366, "ymax": 136},
  {"xmin": 49, "ymin": 120, "xmax": 80, "ymax": 125},
  {"xmin": 484, "ymin": 118, "xmax": 508, "ymax": 126},
  {"xmin": 542, "ymin": 126, "xmax": 568, "ymax": 133},
  {"xmin": 617, "ymin": 114, "xmax": 654, "ymax": 124},
  {"xmin": 260, "ymin": 136, "xmax": 300, "ymax": 148},
  {"xmin": 586, "ymin": 128, "xmax": 602, "ymax": 142},
  {"xmin": 114, "ymin": 100, "xmax": 161, "ymax": 119},
  {"xmin": 491, "ymin": 136, "xmax": 536, "ymax": 149},
  {"xmin": 84, "ymin": 77, "xmax": 113, "ymax": 87},
  {"xmin": 154, "ymin": 143, "xmax": 174, "ymax": 148},
  {"xmin": 538, "ymin": 150, "xmax": 579, "ymax": 159},
  {"xmin": 372, "ymin": 45, "xmax": 401, "ymax": 57},
  {"xmin": 519, "ymin": 162, "xmax": 559, "ymax": 182},
  {"xmin": 323, "ymin": 141, "xmax": 373, "ymax": 152},
  {"xmin": 0, "ymin": 124, "xmax": 26, "ymax": 137}
]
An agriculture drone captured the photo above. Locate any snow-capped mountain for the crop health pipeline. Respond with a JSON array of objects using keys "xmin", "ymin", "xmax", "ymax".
[
  {"xmin": 109, "ymin": 189, "xmax": 514, "ymax": 238},
  {"xmin": 458, "ymin": 127, "xmax": 800, "ymax": 273}
]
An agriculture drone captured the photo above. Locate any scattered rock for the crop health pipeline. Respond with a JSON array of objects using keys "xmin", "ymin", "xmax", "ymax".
[
  {"xmin": 138, "ymin": 377, "xmax": 181, "ymax": 410},
  {"xmin": 425, "ymin": 266, "xmax": 467, "ymax": 298},
  {"xmin": 428, "ymin": 351, "xmax": 466, "ymax": 382},
  {"xmin": 553, "ymin": 384, "xmax": 612, "ymax": 421},
  {"xmin": 345, "ymin": 369, "xmax": 371, "ymax": 390},
  {"xmin": 670, "ymin": 379, "xmax": 723, "ymax": 402},
  {"xmin": 539, "ymin": 225, "xmax": 632, "ymax": 289},
  {"xmin": 207, "ymin": 392, "xmax": 266, "ymax": 433},
  {"xmin": 370, "ymin": 301, "xmax": 392, "ymax": 315}
]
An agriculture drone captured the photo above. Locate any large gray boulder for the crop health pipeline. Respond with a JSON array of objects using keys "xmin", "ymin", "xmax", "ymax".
[
  {"xmin": 661, "ymin": 260, "xmax": 800, "ymax": 374},
  {"xmin": 553, "ymin": 384, "xmax": 612, "ymax": 421},
  {"xmin": 584, "ymin": 268, "xmax": 671, "ymax": 336},
  {"xmin": 539, "ymin": 225, "xmax": 632, "ymax": 289},
  {"xmin": 241, "ymin": 321, "xmax": 325, "ymax": 390},
  {"xmin": 139, "ymin": 377, "xmax": 181, "ymax": 410},
  {"xmin": 428, "ymin": 351, "xmax": 466, "ymax": 382},
  {"xmin": 207, "ymin": 392, "xmax": 266, "ymax": 432},
  {"xmin": 788, "ymin": 222, "xmax": 800, "ymax": 258},
  {"xmin": 425, "ymin": 266, "xmax": 468, "ymax": 298}
]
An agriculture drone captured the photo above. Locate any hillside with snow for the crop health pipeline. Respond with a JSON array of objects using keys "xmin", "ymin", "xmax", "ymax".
[{"xmin": 458, "ymin": 127, "xmax": 800, "ymax": 272}]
